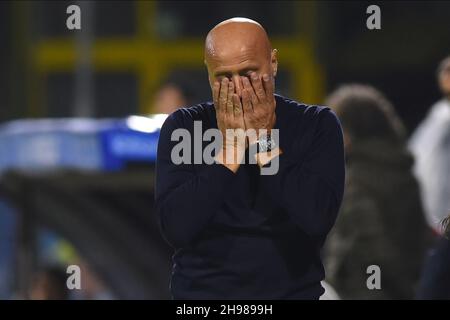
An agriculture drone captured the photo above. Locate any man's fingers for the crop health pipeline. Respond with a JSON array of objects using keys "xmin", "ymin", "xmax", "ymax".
[
  {"xmin": 250, "ymin": 72, "xmax": 266, "ymax": 102},
  {"xmin": 232, "ymin": 93, "xmax": 243, "ymax": 118},
  {"xmin": 237, "ymin": 76, "xmax": 244, "ymax": 98},
  {"xmin": 262, "ymin": 73, "xmax": 274, "ymax": 101},
  {"xmin": 243, "ymin": 77, "xmax": 259, "ymax": 106},
  {"xmin": 219, "ymin": 78, "xmax": 229, "ymax": 111},
  {"xmin": 241, "ymin": 89, "xmax": 253, "ymax": 114},
  {"xmin": 213, "ymin": 81, "xmax": 220, "ymax": 111},
  {"xmin": 226, "ymin": 81, "xmax": 234, "ymax": 115}
]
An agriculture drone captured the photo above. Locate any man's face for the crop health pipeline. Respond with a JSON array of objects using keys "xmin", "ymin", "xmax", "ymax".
[
  {"xmin": 205, "ymin": 44, "xmax": 277, "ymax": 99},
  {"xmin": 439, "ymin": 62, "xmax": 450, "ymax": 99}
]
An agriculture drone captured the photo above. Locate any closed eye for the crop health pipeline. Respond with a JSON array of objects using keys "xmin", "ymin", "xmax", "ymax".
[
  {"xmin": 215, "ymin": 72, "xmax": 232, "ymax": 80},
  {"xmin": 240, "ymin": 69, "xmax": 257, "ymax": 77},
  {"xmin": 214, "ymin": 67, "xmax": 258, "ymax": 79}
]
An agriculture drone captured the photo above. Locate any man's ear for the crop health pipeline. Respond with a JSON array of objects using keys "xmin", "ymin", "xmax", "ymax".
[{"xmin": 271, "ymin": 49, "xmax": 278, "ymax": 77}]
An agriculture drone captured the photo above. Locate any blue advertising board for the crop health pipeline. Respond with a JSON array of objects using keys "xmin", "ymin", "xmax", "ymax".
[{"xmin": 0, "ymin": 114, "xmax": 167, "ymax": 174}]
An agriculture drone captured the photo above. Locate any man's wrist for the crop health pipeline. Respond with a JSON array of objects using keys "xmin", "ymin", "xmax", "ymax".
[
  {"xmin": 215, "ymin": 145, "xmax": 246, "ymax": 173},
  {"xmin": 247, "ymin": 135, "xmax": 258, "ymax": 147},
  {"xmin": 255, "ymin": 147, "xmax": 282, "ymax": 168}
]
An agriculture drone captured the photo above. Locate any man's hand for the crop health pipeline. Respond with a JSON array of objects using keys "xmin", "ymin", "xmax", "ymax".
[
  {"xmin": 241, "ymin": 72, "xmax": 276, "ymax": 145},
  {"xmin": 213, "ymin": 78, "xmax": 246, "ymax": 172}
]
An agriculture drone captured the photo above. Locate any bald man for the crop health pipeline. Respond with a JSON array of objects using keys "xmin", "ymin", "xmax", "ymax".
[{"xmin": 155, "ymin": 18, "xmax": 345, "ymax": 299}]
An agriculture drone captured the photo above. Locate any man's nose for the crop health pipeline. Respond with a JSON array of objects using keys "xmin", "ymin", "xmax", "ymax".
[{"xmin": 232, "ymin": 75, "xmax": 243, "ymax": 97}]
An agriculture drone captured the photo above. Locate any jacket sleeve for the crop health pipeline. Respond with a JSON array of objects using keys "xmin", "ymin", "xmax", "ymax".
[
  {"xmin": 259, "ymin": 109, "xmax": 345, "ymax": 237},
  {"xmin": 155, "ymin": 112, "xmax": 236, "ymax": 249}
]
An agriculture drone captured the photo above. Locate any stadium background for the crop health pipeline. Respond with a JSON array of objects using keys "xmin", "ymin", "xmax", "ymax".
[{"xmin": 0, "ymin": 0, "xmax": 449, "ymax": 299}]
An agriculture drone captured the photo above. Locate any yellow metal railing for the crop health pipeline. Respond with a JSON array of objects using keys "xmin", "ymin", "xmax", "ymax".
[{"xmin": 29, "ymin": 1, "xmax": 325, "ymax": 116}]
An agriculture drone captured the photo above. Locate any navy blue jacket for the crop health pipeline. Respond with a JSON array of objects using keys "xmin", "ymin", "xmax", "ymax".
[{"xmin": 155, "ymin": 94, "xmax": 345, "ymax": 299}]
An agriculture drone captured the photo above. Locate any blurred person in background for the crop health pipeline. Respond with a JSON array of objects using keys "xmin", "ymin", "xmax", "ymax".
[
  {"xmin": 29, "ymin": 265, "xmax": 69, "ymax": 300},
  {"xmin": 70, "ymin": 260, "xmax": 115, "ymax": 300},
  {"xmin": 146, "ymin": 72, "xmax": 202, "ymax": 115},
  {"xmin": 323, "ymin": 84, "xmax": 430, "ymax": 299},
  {"xmin": 28, "ymin": 261, "xmax": 114, "ymax": 300},
  {"xmin": 409, "ymin": 56, "xmax": 450, "ymax": 233},
  {"xmin": 409, "ymin": 56, "xmax": 450, "ymax": 299}
]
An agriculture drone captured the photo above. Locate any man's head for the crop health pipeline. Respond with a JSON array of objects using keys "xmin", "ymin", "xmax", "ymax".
[
  {"xmin": 437, "ymin": 56, "xmax": 450, "ymax": 100},
  {"xmin": 204, "ymin": 18, "xmax": 278, "ymax": 98}
]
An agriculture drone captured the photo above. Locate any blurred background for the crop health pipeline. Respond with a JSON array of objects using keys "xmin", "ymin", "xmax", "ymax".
[{"xmin": 0, "ymin": 0, "xmax": 449, "ymax": 299}]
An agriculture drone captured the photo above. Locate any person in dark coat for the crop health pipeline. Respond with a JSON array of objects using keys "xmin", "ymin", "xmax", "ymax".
[{"xmin": 323, "ymin": 84, "xmax": 431, "ymax": 299}]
